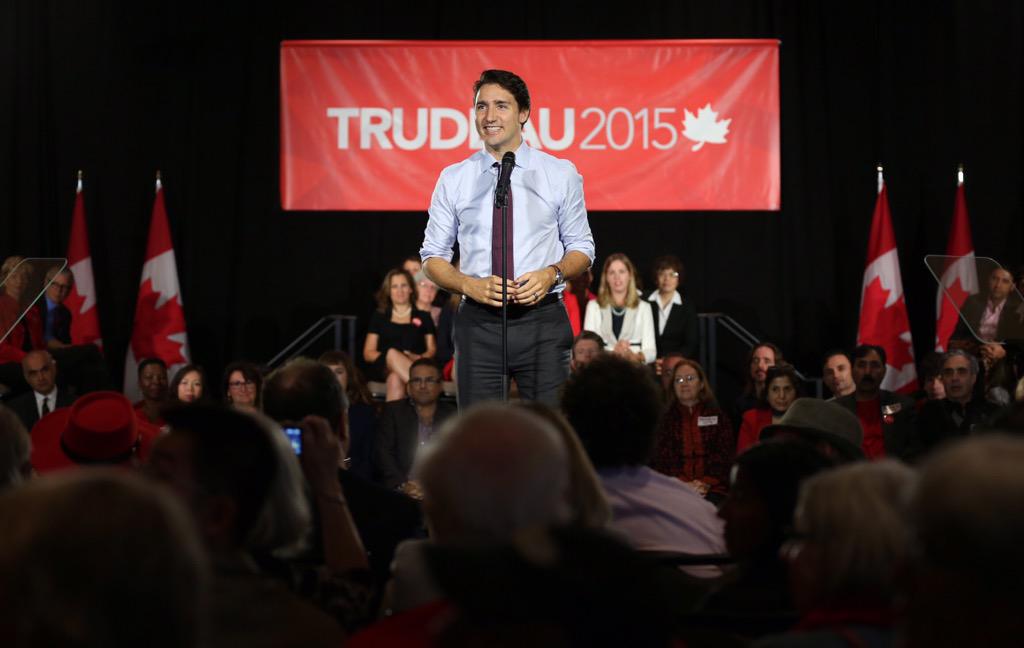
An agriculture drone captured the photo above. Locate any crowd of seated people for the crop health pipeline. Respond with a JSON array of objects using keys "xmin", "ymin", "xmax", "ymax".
[{"xmin": 4, "ymin": 250, "xmax": 1024, "ymax": 646}]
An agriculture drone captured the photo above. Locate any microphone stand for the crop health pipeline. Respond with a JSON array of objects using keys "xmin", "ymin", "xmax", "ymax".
[{"xmin": 495, "ymin": 184, "xmax": 510, "ymax": 402}]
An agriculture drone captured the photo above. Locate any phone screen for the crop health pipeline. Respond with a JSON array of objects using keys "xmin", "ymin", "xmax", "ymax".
[{"xmin": 283, "ymin": 426, "xmax": 303, "ymax": 455}]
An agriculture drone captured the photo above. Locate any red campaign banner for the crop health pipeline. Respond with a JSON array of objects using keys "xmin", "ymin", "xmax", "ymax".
[{"xmin": 280, "ymin": 40, "xmax": 780, "ymax": 211}]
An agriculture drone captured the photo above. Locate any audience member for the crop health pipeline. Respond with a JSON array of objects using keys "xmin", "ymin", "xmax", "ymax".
[
  {"xmin": 149, "ymin": 403, "xmax": 353, "ymax": 645},
  {"xmin": 414, "ymin": 270, "xmax": 442, "ymax": 326},
  {"xmin": 917, "ymin": 350, "xmax": 947, "ymax": 402},
  {"xmin": 223, "ymin": 361, "xmax": 263, "ymax": 411},
  {"xmin": 657, "ymin": 351, "xmax": 687, "ymax": 402},
  {"xmin": 735, "ymin": 342, "xmax": 783, "ymax": 417},
  {"xmin": 562, "ymin": 354, "xmax": 725, "ymax": 578},
  {"xmin": 759, "ymin": 397, "xmax": 865, "ymax": 463},
  {"xmin": 651, "ymin": 358, "xmax": 735, "ymax": 504},
  {"xmin": 0, "ymin": 256, "xmax": 43, "ymax": 365},
  {"xmin": 737, "ymin": 363, "xmax": 801, "ymax": 454},
  {"xmin": 647, "ymin": 255, "xmax": 699, "ymax": 362},
  {"xmin": 756, "ymin": 460, "xmax": 916, "ymax": 647},
  {"xmin": 583, "ymin": 253, "xmax": 657, "ymax": 365},
  {"xmin": 31, "ymin": 390, "xmax": 161, "ymax": 474},
  {"xmin": 401, "ymin": 255, "xmax": 422, "ymax": 278},
  {"xmin": 566, "ymin": 267, "xmax": 596, "ymax": 329},
  {"xmin": 386, "ymin": 403, "xmax": 572, "ymax": 613},
  {"xmin": 363, "ymin": 268, "xmax": 437, "ymax": 402},
  {"xmin": 695, "ymin": 440, "xmax": 834, "ymax": 640},
  {"xmin": 319, "ymin": 350, "xmax": 378, "ymax": 480},
  {"xmin": 0, "ymin": 470, "xmax": 208, "ymax": 648},
  {"xmin": 821, "ymin": 349, "xmax": 854, "ymax": 399},
  {"xmin": 134, "ymin": 357, "xmax": 169, "ymax": 425},
  {"xmin": 917, "ymin": 349, "xmax": 1002, "ymax": 456},
  {"xmin": 515, "ymin": 400, "xmax": 612, "ymax": 528},
  {"xmin": 5, "ymin": 350, "xmax": 75, "ymax": 429},
  {"xmin": 39, "ymin": 266, "xmax": 74, "ymax": 348},
  {"xmin": 569, "ymin": 330, "xmax": 605, "ymax": 375},
  {"xmin": 262, "ymin": 358, "xmax": 422, "ymax": 594},
  {"xmin": 904, "ymin": 435, "xmax": 1024, "ymax": 647},
  {"xmin": 0, "ymin": 405, "xmax": 31, "ymax": 490},
  {"xmin": 950, "ymin": 266, "xmax": 1023, "ymax": 395},
  {"xmin": 833, "ymin": 344, "xmax": 918, "ymax": 460},
  {"xmin": 169, "ymin": 363, "xmax": 207, "ymax": 404},
  {"xmin": 374, "ymin": 358, "xmax": 455, "ymax": 494}
]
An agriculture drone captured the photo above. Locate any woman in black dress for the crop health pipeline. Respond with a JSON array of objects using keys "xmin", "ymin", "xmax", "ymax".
[{"xmin": 363, "ymin": 269, "xmax": 436, "ymax": 401}]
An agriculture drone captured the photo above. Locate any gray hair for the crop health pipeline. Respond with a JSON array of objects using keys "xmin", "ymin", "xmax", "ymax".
[
  {"xmin": 246, "ymin": 411, "xmax": 312, "ymax": 555},
  {"xmin": 415, "ymin": 404, "xmax": 570, "ymax": 544},
  {"xmin": 943, "ymin": 348, "xmax": 979, "ymax": 376},
  {"xmin": 795, "ymin": 459, "xmax": 917, "ymax": 600}
]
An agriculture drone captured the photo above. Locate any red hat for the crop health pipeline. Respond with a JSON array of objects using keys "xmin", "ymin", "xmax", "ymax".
[{"xmin": 31, "ymin": 391, "xmax": 162, "ymax": 474}]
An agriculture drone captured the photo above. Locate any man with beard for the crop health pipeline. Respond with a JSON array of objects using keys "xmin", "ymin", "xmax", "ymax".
[{"xmin": 833, "ymin": 345, "xmax": 918, "ymax": 460}]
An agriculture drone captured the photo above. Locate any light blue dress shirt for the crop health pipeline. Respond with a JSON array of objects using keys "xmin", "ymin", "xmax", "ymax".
[{"xmin": 420, "ymin": 141, "xmax": 595, "ymax": 294}]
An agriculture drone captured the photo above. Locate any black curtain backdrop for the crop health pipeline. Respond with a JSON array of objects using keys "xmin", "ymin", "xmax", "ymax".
[{"xmin": 2, "ymin": 0, "xmax": 1023, "ymax": 399}]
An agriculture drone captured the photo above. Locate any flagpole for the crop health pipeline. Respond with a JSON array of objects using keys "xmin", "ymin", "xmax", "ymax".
[
  {"xmin": 76, "ymin": 169, "xmax": 83, "ymax": 193},
  {"xmin": 957, "ymin": 163, "xmax": 964, "ymax": 187},
  {"xmin": 156, "ymin": 169, "xmax": 162, "ymax": 193},
  {"xmin": 876, "ymin": 165, "xmax": 884, "ymax": 194}
]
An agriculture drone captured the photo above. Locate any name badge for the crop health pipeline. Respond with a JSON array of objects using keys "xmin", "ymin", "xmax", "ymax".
[{"xmin": 698, "ymin": 416, "xmax": 719, "ymax": 427}]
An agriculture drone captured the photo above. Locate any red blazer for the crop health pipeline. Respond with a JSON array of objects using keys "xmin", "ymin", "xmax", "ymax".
[{"xmin": 0, "ymin": 294, "xmax": 44, "ymax": 363}]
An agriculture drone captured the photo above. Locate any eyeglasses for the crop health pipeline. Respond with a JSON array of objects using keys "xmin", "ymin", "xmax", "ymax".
[
  {"xmin": 675, "ymin": 375, "xmax": 700, "ymax": 384},
  {"xmin": 228, "ymin": 380, "xmax": 256, "ymax": 389},
  {"xmin": 409, "ymin": 377, "xmax": 441, "ymax": 386}
]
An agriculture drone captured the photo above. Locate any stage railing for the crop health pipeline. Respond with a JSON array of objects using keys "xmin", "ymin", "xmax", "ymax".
[
  {"xmin": 266, "ymin": 315, "xmax": 358, "ymax": 369},
  {"xmin": 698, "ymin": 313, "xmax": 823, "ymax": 398}
]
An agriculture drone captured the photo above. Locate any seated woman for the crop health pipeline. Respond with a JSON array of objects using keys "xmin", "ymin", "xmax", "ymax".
[
  {"xmin": 646, "ymin": 255, "xmax": 699, "ymax": 364},
  {"xmin": 583, "ymin": 253, "xmax": 656, "ymax": 365},
  {"xmin": 413, "ymin": 271, "xmax": 442, "ymax": 327},
  {"xmin": 363, "ymin": 269, "xmax": 436, "ymax": 402},
  {"xmin": 222, "ymin": 361, "xmax": 263, "ymax": 411},
  {"xmin": 319, "ymin": 350, "xmax": 379, "ymax": 480},
  {"xmin": 651, "ymin": 358, "xmax": 734, "ymax": 504},
  {"xmin": 134, "ymin": 357, "xmax": 169, "ymax": 426},
  {"xmin": 737, "ymin": 363, "xmax": 800, "ymax": 454},
  {"xmin": 169, "ymin": 364, "xmax": 207, "ymax": 404}
]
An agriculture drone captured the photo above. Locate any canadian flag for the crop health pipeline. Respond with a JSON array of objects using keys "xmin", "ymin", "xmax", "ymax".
[
  {"xmin": 857, "ymin": 169, "xmax": 918, "ymax": 394},
  {"xmin": 934, "ymin": 167, "xmax": 978, "ymax": 352},
  {"xmin": 63, "ymin": 174, "xmax": 103, "ymax": 347},
  {"xmin": 123, "ymin": 176, "xmax": 190, "ymax": 399}
]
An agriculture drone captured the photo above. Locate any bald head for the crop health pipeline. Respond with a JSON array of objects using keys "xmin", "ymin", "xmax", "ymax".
[
  {"xmin": 22, "ymin": 350, "xmax": 56, "ymax": 396},
  {"xmin": 416, "ymin": 404, "xmax": 570, "ymax": 544}
]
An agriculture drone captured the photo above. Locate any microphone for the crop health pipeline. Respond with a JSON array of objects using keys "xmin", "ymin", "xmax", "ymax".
[{"xmin": 494, "ymin": 151, "xmax": 515, "ymax": 207}]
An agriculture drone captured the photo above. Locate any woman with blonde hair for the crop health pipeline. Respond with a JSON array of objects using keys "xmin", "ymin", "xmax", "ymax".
[{"xmin": 582, "ymin": 253, "xmax": 656, "ymax": 365}]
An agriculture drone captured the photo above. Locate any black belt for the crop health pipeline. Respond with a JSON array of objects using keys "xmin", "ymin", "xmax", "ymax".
[{"xmin": 462, "ymin": 293, "xmax": 561, "ymax": 318}]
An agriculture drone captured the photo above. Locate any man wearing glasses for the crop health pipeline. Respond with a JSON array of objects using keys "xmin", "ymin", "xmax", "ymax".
[{"xmin": 373, "ymin": 358, "xmax": 455, "ymax": 497}]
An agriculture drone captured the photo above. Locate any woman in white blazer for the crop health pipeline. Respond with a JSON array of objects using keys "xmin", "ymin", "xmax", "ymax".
[{"xmin": 583, "ymin": 253, "xmax": 657, "ymax": 364}]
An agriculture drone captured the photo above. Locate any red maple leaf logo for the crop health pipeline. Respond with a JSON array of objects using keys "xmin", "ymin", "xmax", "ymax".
[
  {"xmin": 860, "ymin": 277, "xmax": 915, "ymax": 369},
  {"xmin": 131, "ymin": 278, "xmax": 188, "ymax": 366}
]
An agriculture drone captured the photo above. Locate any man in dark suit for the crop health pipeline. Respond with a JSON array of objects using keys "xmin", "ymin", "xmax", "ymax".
[
  {"xmin": 6, "ymin": 350, "xmax": 76, "ymax": 430},
  {"xmin": 374, "ymin": 358, "xmax": 456, "ymax": 493},
  {"xmin": 39, "ymin": 267, "xmax": 74, "ymax": 348},
  {"xmin": 833, "ymin": 344, "xmax": 918, "ymax": 461}
]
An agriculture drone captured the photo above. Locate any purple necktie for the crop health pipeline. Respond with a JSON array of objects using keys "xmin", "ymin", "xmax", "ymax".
[{"xmin": 491, "ymin": 163, "xmax": 513, "ymax": 280}]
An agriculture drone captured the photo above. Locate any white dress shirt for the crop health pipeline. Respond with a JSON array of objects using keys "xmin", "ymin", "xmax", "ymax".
[
  {"xmin": 35, "ymin": 387, "xmax": 58, "ymax": 418},
  {"xmin": 420, "ymin": 141, "xmax": 595, "ymax": 291},
  {"xmin": 647, "ymin": 290, "xmax": 682, "ymax": 335}
]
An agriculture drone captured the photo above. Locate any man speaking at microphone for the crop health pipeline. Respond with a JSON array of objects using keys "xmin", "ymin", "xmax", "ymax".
[{"xmin": 420, "ymin": 69, "xmax": 595, "ymax": 407}]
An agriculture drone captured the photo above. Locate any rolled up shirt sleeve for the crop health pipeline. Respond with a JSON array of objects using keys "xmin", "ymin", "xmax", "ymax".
[
  {"xmin": 558, "ymin": 163, "xmax": 595, "ymax": 266},
  {"xmin": 420, "ymin": 172, "xmax": 457, "ymax": 264}
]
